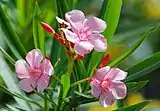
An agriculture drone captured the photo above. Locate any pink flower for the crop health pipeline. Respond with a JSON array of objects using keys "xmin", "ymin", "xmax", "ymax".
[
  {"xmin": 56, "ymin": 10, "xmax": 107, "ymax": 56},
  {"xmin": 15, "ymin": 49, "xmax": 54, "ymax": 93},
  {"xmin": 89, "ymin": 66, "xmax": 127, "ymax": 108}
]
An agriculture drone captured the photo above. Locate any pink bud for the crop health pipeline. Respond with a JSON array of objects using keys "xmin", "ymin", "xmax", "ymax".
[{"xmin": 41, "ymin": 22, "xmax": 55, "ymax": 34}]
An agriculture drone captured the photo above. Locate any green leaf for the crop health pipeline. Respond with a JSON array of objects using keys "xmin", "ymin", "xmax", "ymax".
[
  {"xmin": 0, "ymin": 4, "xmax": 26, "ymax": 58},
  {"xmin": 0, "ymin": 47, "xmax": 15, "ymax": 65},
  {"xmin": 126, "ymin": 51, "xmax": 160, "ymax": 82},
  {"xmin": 61, "ymin": 74, "xmax": 70, "ymax": 98},
  {"xmin": 100, "ymin": 0, "xmax": 122, "ymax": 41},
  {"xmin": 0, "ymin": 56, "xmax": 32, "ymax": 110},
  {"xmin": 0, "ymin": 84, "xmax": 42, "ymax": 109},
  {"xmin": 108, "ymin": 25, "xmax": 160, "ymax": 67},
  {"xmin": 33, "ymin": 2, "xmax": 46, "ymax": 55},
  {"xmin": 127, "ymin": 80, "xmax": 148, "ymax": 92},
  {"xmin": 114, "ymin": 100, "xmax": 151, "ymax": 111}
]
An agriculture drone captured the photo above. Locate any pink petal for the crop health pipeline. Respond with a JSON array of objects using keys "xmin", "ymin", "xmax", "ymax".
[
  {"xmin": 95, "ymin": 66, "xmax": 110, "ymax": 81},
  {"xmin": 41, "ymin": 58, "xmax": 54, "ymax": 76},
  {"xmin": 99, "ymin": 91, "xmax": 115, "ymax": 108},
  {"xmin": 26, "ymin": 49, "xmax": 43, "ymax": 69},
  {"xmin": 105, "ymin": 68, "xmax": 127, "ymax": 81},
  {"xmin": 15, "ymin": 59, "xmax": 31, "ymax": 79},
  {"xmin": 65, "ymin": 10, "xmax": 85, "ymax": 32},
  {"xmin": 89, "ymin": 34, "xmax": 107, "ymax": 52},
  {"xmin": 61, "ymin": 28, "xmax": 79, "ymax": 43},
  {"xmin": 19, "ymin": 78, "xmax": 36, "ymax": 92},
  {"xmin": 74, "ymin": 41, "xmax": 94, "ymax": 55},
  {"xmin": 111, "ymin": 81, "xmax": 127, "ymax": 99},
  {"xmin": 84, "ymin": 17, "xmax": 106, "ymax": 32},
  {"xmin": 90, "ymin": 80, "xmax": 101, "ymax": 98},
  {"xmin": 56, "ymin": 16, "xmax": 70, "ymax": 28},
  {"xmin": 37, "ymin": 74, "xmax": 50, "ymax": 93},
  {"xmin": 65, "ymin": 10, "xmax": 85, "ymax": 23}
]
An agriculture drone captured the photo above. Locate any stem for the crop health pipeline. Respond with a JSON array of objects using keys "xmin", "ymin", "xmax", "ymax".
[
  {"xmin": 44, "ymin": 94, "xmax": 49, "ymax": 111},
  {"xmin": 67, "ymin": 56, "xmax": 75, "ymax": 76},
  {"xmin": 71, "ymin": 78, "xmax": 90, "ymax": 87},
  {"xmin": 33, "ymin": 89, "xmax": 57, "ymax": 110},
  {"xmin": 117, "ymin": 100, "xmax": 124, "ymax": 108}
]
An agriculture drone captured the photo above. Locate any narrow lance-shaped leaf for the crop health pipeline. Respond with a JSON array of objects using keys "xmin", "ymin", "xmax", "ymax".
[
  {"xmin": 0, "ymin": 4, "xmax": 26, "ymax": 58},
  {"xmin": 61, "ymin": 73, "xmax": 70, "ymax": 98},
  {"xmin": 108, "ymin": 24, "xmax": 160, "ymax": 67},
  {"xmin": 126, "ymin": 80, "xmax": 148, "ymax": 92},
  {"xmin": 99, "ymin": 0, "xmax": 122, "ymax": 41},
  {"xmin": 0, "ymin": 47, "xmax": 15, "ymax": 65},
  {"xmin": 0, "ymin": 56, "xmax": 31, "ymax": 110},
  {"xmin": 33, "ymin": 2, "xmax": 46, "ymax": 55},
  {"xmin": 126, "ymin": 51, "xmax": 160, "ymax": 82},
  {"xmin": 114, "ymin": 100, "xmax": 151, "ymax": 111}
]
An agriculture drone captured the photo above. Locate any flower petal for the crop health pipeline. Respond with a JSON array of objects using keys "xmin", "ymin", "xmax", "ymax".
[
  {"xmin": 74, "ymin": 41, "xmax": 94, "ymax": 55},
  {"xmin": 105, "ymin": 68, "xmax": 127, "ymax": 81},
  {"xmin": 15, "ymin": 59, "xmax": 31, "ymax": 79},
  {"xmin": 65, "ymin": 10, "xmax": 85, "ymax": 23},
  {"xmin": 90, "ymin": 80, "xmax": 101, "ymax": 98},
  {"xmin": 61, "ymin": 28, "xmax": 79, "ymax": 43},
  {"xmin": 84, "ymin": 17, "xmax": 106, "ymax": 32},
  {"xmin": 111, "ymin": 81, "xmax": 127, "ymax": 99},
  {"xmin": 26, "ymin": 49, "xmax": 43, "ymax": 68},
  {"xmin": 89, "ymin": 34, "xmax": 107, "ymax": 52},
  {"xmin": 41, "ymin": 58, "xmax": 54, "ymax": 76},
  {"xmin": 19, "ymin": 78, "xmax": 36, "ymax": 92},
  {"xmin": 56, "ymin": 16, "xmax": 70, "ymax": 28},
  {"xmin": 99, "ymin": 91, "xmax": 115, "ymax": 108},
  {"xmin": 37, "ymin": 74, "xmax": 50, "ymax": 93},
  {"xmin": 95, "ymin": 66, "xmax": 110, "ymax": 81},
  {"xmin": 65, "ymin": 10, "xmax": 85, "ymax": 32}
]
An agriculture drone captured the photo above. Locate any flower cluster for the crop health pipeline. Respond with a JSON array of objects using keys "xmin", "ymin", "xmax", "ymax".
[
  {"xmin": 41, "ymin": 10, "xmax": 107, "ymax": 58},
  {"xmin": 15, "ymin": 10, "xmax": 127, "ymax": 108}
]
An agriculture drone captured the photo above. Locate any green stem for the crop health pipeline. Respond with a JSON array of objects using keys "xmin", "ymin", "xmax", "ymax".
[
  {"xmin": 67, "ymin": 56, "xmax": 74, "ymax": 76},
  {"xmin": 71, "ymin": 78, "xmax": 90, "ymax": 87},
  {"xmin": 117, "ymin": 100, "xmax": 124, "ymax": 108},
  {"xmin": 44, "ymin": 94, "xmax": 49, "ymax": 111}
]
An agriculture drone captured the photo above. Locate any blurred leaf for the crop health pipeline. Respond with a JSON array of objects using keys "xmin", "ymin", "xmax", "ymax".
[
  {"xmin": 0, "ymin": 4, "xmax": 26, "ymax": 58},
  {"xmin": 76, "ymin": 0, "xmax": 93, "ymax": 9},
  {"xmin": 33, "ymin": 2, "xmax": 45, "ymax": 55},
  {"xmin": 0, "ymin": 47, "xmax": 15, "ymax": 65},
  {"xmin": 61, "ymin": 74, "xmax": 70, "ymax": 98},
  {"xmin": 126, "ymin": 80, "xmax": 148, "ymax": 92},
  {"xmin": 108, "ymin": 25, "xmax": 159, "ymax": 67},
  {"xmin": 0, "ymin": 83, "xmax": 42, "ymax": 109},
  {"xmin": 17, "ymin": 0, "xmax": 33, "ymax": 27},
  {"xmin": 100, "ymin": 0, "xmax": 122, "ymax": 41},
  {"xmin": 114, "ymin": 100, "xmax": 151, "ymax": 111},
  {"xmin": 0, "ymin": 56, "xmax": 32, "ymax": 110},
  {"xmin": 5, "ymin": 104, "xmax": 20, "ymax": 111},
  {"xmin": 126, "ymin": 51, "xmax": 160, "ymax": 82},
  {"xmin": 57, "ymin": 84, "xmax": 64, "ymax": 111}
]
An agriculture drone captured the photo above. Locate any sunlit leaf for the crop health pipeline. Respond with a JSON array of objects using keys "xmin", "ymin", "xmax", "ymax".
[
  {"xmin": 114, "ymin": 100, "xmax": 151, "ymax": 111},
  {"xmin": 61, "ymin": 73, "xmax": 70, "ymax": 98},
  {"xmin": 100, "ymin": 0, "xmax": 122, "ymax": 41}
]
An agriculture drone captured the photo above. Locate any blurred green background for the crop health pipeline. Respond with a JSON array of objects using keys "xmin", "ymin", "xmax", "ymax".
[{"xmin": 0, "ymin": 0, "xmax": 160, "ymax": 110}]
